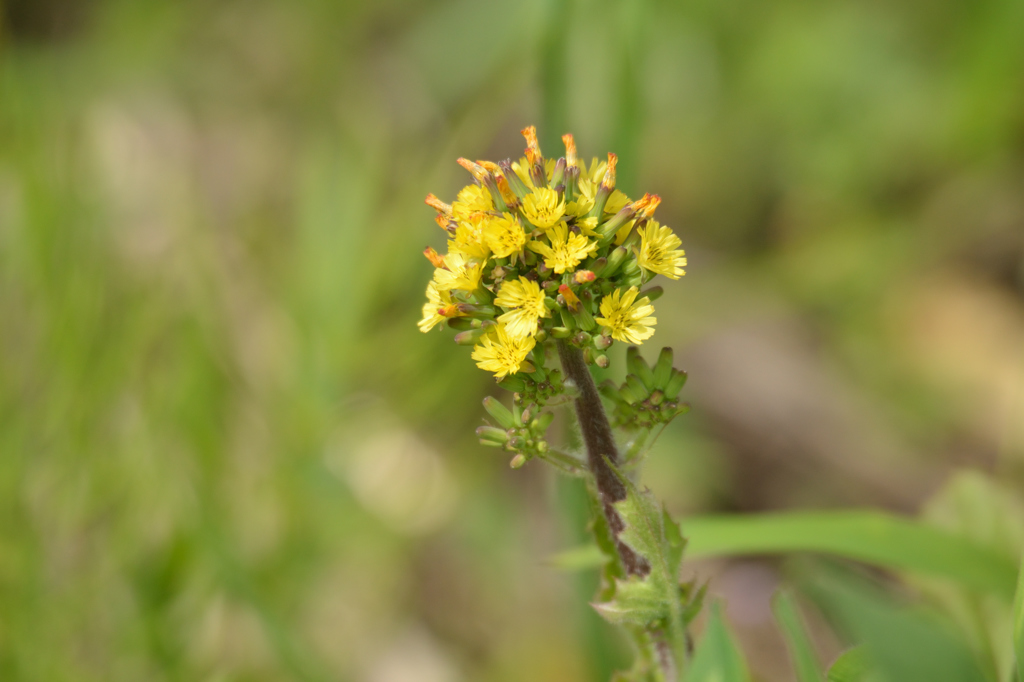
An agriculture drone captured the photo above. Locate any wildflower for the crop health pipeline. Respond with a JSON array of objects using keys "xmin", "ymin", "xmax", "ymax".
[
  {"xmin": 472, "ymin": 324, "xmax": 537, "ymax": 378},
  {"xmin": 596, "ymin": 287, "xmax": 657, "ymax": 344},
  {"xmin": 448, "ymin": 215, "xmax": 491, "ymax": 261},
  {"xmin": 527, "ymin": 222, "xmax": 597, "ymax": 274},
  {"xmin": 452, "ymin": 184, "xmax": 493, "ymax": 221},
  {"xmin": 418, "ymin": 280, "xmax": 457, "ymax": 332},
  {"xmin": 575, "ymin": 216, "xmax": 600, "ymax": 237},
  {"xmin": 433, "ymin": 251, "xmax": 484, "ymax": 292},
  {"xmin": 521, "ymin": 187, "xmax": 565, "ymax": 228},
  {"xmin": 482, "ymin": 213, "xmax": 527, "ymax": 259},
  {"xmin": 636, "ymin": 221, "xmax": 686, "ymax": 279},
  {"xmin": 495, "ymin": 277, "xmax": 549, "ymax": 338}
]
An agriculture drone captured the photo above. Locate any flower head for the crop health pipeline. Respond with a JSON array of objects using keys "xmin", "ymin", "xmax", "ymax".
[
  {"xmin": 527, "ymin": 222, "xmax": 596, "ymax": 274},
  {"xmin": 471, "ymin": 324, "xmax": 536, "ymax": 378},
  {"xmin": 482, "ymin": 213, "xmax": 527, "ymax": 258},
  {"xmin": 596, "ymin": 287, "xmax": 657, "ymax": 344},
  {"xmin": 451, "ymin": 184, "xmax": 493, "ymax": 221},
  {"xmin": 521, "ymin": 187, "xmax": 566, "ymax": 228},
  {"xmin": 419, "ymin": 126, "xmax": 685, "ymax": 383},
  {"xmin": 433, "ymin": 251, "xmax": 484, "ymax": 293},
  {"xmin": 418, "ymin": 280, "xmax": 457, "ymax": 333},
  {"xmin": 637, "ymin": 221, "xmax": 686, "ymax": 279},
  {"xmin": 495, "ymin": 277, "xmax": 549, "ymax": 338}
]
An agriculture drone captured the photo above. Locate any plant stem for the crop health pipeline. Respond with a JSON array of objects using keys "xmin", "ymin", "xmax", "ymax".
[{"xmin": 556, "ymin": 340, "xmax": 650, "ymax": 578}]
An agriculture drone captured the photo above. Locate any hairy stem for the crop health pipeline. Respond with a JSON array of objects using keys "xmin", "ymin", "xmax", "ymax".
[{"xmin": 557, "ymin": 341, "xmax": 650, "ymax": 578}]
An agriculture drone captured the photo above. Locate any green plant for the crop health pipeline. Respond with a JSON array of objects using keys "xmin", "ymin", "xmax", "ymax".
[{"xmin": 418, "ymin": 127, "xmax": 1024, "ymax": 682}]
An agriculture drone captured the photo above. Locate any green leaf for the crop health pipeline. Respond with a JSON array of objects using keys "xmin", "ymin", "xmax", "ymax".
[
  {"xmin": 773, "ymin": 590, "xmax": 825, "ymax": 682},
  {"xmin": 806, "ymin": 570, "xmax": 987, "ymax": 682},
  {"xmin": 592, "ymin": 576, "xmax": 666, "ymax": 626},
  {"xmin": 685, "ymin": 511, "xmax": 1017, "ymax": 599},
  {"xmin": 1014, "ymin": 553, "xmax": 1024, "ymax": 682},
  {"xmin": 590, "ymin": 464, "xmax": 688, "ymax": 666},
  {"xmin": 684, "ymin": 603, "xmax": 751, "ymax": 682},
  {"xmin": 827, "ymin": 647, "xmax": 871, "ymax": 682}
]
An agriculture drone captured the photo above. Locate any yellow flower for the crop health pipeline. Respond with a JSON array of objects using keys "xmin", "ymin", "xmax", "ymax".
[
  {"xmin": 482, "ymin": 213, "xmax": 526, "ymax": 258},
  {"xmin": 527, "ymin": 222, "xmax": 597, "ymax": 274},
  {"xmin": 596, "ymin": 287, "xmax": 657, "ymax": 344},
  {"xmin": 577, "ymin": 216, "xmax": 599, "ymax": 237},
  {"xmin": 577, "ymin": 177, "xmax": 631, "ymax": 216},
  {"xmin": 637, "ymin": 221, "xmax": 686, "ymax": 279},
  {"xmin": 451, "ymin": 184, "xmax": 493, "ymax": 221},
  {"xmin": 605, "ymin": 189, "xmax": 631, "ymax": 215},
  {"xmin": 494, "ymin": 277, "xmax": 549, "ymax": 338},
  {"xmin": 521, "ymin": 187, "xmax": 565, "ymax": 228},
  {"xmin": 613, "ymin": 219, "xmax": 636, "ymax": 245},
  {"xmin": 433, "ymin": 251, "xmax": 484, "ymax": 292},
  {"xmin": 471, "ymin": 324, "xmax": 536, "ymax": 378},
  {"xmin": 448, "ymin": 214, "xmax": 491, "ymax": 261},
  {"xmin": 566, "ymin": 195, "xmax": 594, "ymax": 218},
  {"xmin": 418, "ymin": 280, "xmax": 456, "ymax": 333}
]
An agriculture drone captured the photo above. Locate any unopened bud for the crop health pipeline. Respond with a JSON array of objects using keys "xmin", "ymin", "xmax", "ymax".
[
  {"xmin": 510, "ymin": 454, "xmax": 527, "ymax": 469},
  {"xmin": 595, "ymin": 355, "xmax": 610, "ymax": 369},
  {"xmin": 573, "ymin": 270, "xmax": 596, "ymax": 284}
]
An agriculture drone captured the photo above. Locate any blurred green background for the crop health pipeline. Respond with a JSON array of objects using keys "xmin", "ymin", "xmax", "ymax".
[{"xmin": 1, "ymin": 0, "xmax": 1023, "ymax": 680}]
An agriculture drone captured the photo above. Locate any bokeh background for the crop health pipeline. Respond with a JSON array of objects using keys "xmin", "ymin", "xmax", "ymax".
[{"xmin": 2, "ymin": 0, "xmax": 1023, "ymax": 680}]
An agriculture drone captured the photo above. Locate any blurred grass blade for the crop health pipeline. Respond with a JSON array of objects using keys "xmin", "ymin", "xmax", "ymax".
[
  {"xmin": 547, "ymin": 543, "xmax": 606, "ymax": 571},
  {"xmin": 827, "ymin": 647, "xmax": 870, "ymax": 682},
  {"xmin": 773, "ymin": 590, "xmax": 826, "ymax": 682},
  {"xmin": 685, "ymin": 511, "xmax": 1017, "ymax": 598},
  {"xmin": 805, "ymin": 570, "xmax": 987, "ymax": 682},
  {"xmin": 684, "ymin": 603, "xmax": 750, "ymax": 682},
  {"xmin": 1014, "ymin": 553, "xmax": 1024, "ymax": 682}
]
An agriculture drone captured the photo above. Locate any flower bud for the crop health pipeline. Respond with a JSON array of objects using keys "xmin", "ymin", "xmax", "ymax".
[{"xmin": 483, "ymin": 396, "xmax": 515, "ymax": 428}]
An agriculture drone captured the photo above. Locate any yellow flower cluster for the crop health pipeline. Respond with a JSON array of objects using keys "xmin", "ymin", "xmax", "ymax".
[{"xmin": 419, "ymin": 127, "xmax": 687, "ymax": 379}]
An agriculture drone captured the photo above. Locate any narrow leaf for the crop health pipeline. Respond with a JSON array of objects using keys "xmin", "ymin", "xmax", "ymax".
[
  {"xmin": 685, "ymin": 511, "xmax": 1017, "ymax": 598},
  {"xmin": 827, "ymin": 647, "xmax": 870, "ymax": 682},
  {"xmin": 772, "ymin": 590, "xmax": 825, "ymax": 682},
  {"xmin": 684, "ymin": 603, "xmax": 751, "ymax": 682},
  {"xmin": 1014, "ymin": 553, "xmax": 1024, "ymax": 682},
  {"xmin": 806, "ymin": 570, "xmax": 986, "ymax": 682}
]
